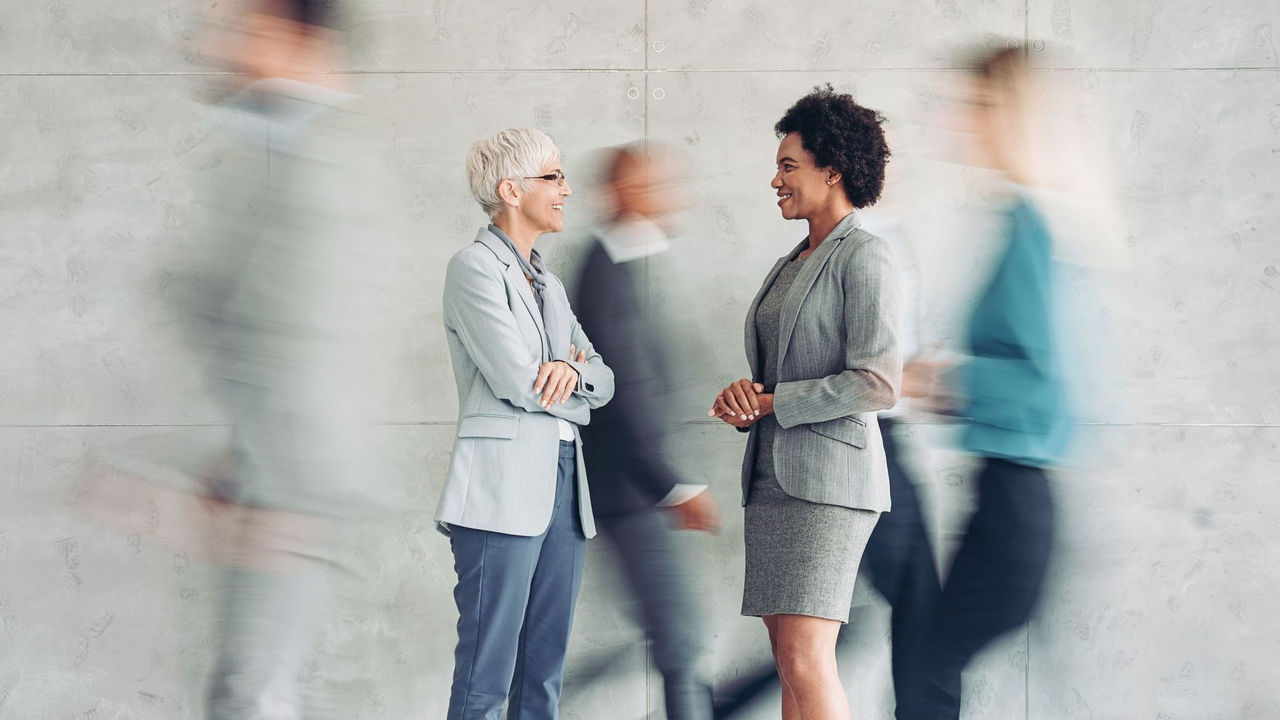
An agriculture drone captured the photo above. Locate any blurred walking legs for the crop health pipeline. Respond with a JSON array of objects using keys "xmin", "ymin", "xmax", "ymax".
[
  {"xmin": 900, "ymin": 459, "xmax": 1054, "ymax": 720},
  {"xmin": 863, "ymin": 417, "xmax": 942, "ymax": 717},
  {"xmin": 604, "ymin": 510, "xmax": 713, "ymax": 720}
]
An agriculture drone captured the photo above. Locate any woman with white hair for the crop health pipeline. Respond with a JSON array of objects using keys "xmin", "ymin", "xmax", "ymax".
[{"xmin": 436, "ymin": 127, "xmax": 615, "ymax": 720}]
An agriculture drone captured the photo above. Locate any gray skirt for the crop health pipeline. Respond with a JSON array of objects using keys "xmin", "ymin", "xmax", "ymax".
[{"xmin": 742, "ymin": 466, "xmax": 880, "ymax": 623}]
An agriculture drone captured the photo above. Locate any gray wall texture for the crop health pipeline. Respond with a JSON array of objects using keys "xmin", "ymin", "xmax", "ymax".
[{"xmin": 2, "ymin": 1, "xmax": 1278, "ymax": 718}]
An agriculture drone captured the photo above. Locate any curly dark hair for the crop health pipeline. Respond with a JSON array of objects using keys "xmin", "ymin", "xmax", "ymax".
[{"xmin": 774, "ymin": 84, "xmax": 890, "ymax": 208}]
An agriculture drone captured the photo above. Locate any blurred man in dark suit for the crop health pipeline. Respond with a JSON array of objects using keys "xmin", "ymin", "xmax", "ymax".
[{"xmin": 574, "ymin": 144, "xmax": 720, "ymax": 720}]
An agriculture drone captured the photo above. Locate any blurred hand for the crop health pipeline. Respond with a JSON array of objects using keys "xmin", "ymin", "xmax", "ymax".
[
  {"xmin": 902, "ymin": 358, "xmax": 963, "ymax": 414},
  {"xmin": 534, "ymin": 360, "xmax": 580, "ymax": 408},
  {"xmin": 902, "ymin": 358, "xmax": 944, "ymax": 399},
  {"xmin": 668, "ymin": 491, "xmax": 722, "ymax": 533},
  {"xmin": 709, "ymin": 379, "xmax": 770, "ymax": 428},
  {"xmin": 569, "ymin": 343, "xmax": 588, "ymax": 363}
]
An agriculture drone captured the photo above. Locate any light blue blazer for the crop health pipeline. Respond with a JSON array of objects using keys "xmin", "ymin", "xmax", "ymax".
[{"xmin": 435, "ymin": 228, "xmax": 615, "ymax": 538}]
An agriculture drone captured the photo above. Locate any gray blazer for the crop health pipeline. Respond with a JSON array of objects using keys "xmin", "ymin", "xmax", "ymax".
[
  {"xmin": 182, "ymin": 82, "xmax": 386, "ymax": 517},
  {"xmin": 741, "ymin": 212, "xmax": 902, "ymax": 512},
  {"xmin": 436, "ymin": 228, "xmax": 615, "ymax": 538}
]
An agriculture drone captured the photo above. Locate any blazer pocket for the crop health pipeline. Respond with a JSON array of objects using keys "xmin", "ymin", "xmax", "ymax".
[
  {"xmin": 807, "ymin": 416, "xmax": 867, "ymax": 448},
  {"xmin": 457, "ymin": 414, "xmax": 519, "ymax": 439}
]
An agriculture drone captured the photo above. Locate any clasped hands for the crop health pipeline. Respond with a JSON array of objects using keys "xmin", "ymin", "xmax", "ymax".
[
  {"xmin": 533, "ymin": 344, "xmax": 589, "ymax": 409},
  {"xmin": 707, "ymin": 378, "xmax": 774, "ymax": 429}
]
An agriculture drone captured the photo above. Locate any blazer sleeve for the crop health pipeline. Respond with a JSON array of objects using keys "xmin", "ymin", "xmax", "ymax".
[
  {"xmin": 564, "ymin": 308, "xmax": 615, "ymax": 410},
  {"xmin": 443, "ymin": 250, "xmax": 592, "ymax": 424},
  {"xmin": 771, "ymin": 237, "xmax": 903, "ymax": 429}
]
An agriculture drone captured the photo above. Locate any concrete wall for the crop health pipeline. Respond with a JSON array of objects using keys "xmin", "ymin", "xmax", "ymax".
[{"xmin": 2, "ymin": 1, "xmax": 1277, "ymax": 717}]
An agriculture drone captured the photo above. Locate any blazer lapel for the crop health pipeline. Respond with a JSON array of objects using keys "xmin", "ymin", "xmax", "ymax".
[
  {"xmin": 775, "ymin": 212, "xmax": 862, "ymax": 369},
  {"xmin": 475, "ymin": 229, "xmax": 550, "ymax": 360},
  {"xmin": 745, "ymin": 253, "xmax": 793, "ymax": 380}
]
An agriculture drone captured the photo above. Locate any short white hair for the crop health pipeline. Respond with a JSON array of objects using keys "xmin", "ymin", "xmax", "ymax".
[{"xmin": 466, "ymin": 128, "xmax": 560, "ymax": 219}]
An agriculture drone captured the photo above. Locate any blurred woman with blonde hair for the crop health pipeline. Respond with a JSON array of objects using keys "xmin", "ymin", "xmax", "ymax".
[{"xmin": 900, "ymin": 44, "xmax": 1124, "ymax": 719}]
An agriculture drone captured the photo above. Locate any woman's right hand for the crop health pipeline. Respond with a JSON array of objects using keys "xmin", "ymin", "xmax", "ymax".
[
  {"xmin": 532, "ymin": 344, "xmax": 590, "ymax": 409},
  {"xmin": 708, "ymin": 379, "xmax": 767, "ymax": 428}
]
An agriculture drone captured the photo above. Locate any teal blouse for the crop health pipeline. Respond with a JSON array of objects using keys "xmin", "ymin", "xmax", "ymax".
[{"xmin": 958, "ymin": 197, "xmax": 1073, "ymax": 467}]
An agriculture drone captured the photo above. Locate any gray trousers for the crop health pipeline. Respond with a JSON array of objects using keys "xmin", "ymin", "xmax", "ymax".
[
  {"xmin": 206, "ymin": 564, "xmax": 327, "ymax": 720},
  {"xmin": 446, "ymin": 441, "xmax": 586, "ymax": 720},
  {"xmin": 602, "ymin": 509, "xmax": 713, "ymax": 720}
]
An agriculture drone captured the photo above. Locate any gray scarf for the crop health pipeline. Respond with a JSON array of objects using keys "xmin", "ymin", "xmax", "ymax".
[{"xmin": 489, "ymin": 224, "xmax": 567, "ymax": 362}]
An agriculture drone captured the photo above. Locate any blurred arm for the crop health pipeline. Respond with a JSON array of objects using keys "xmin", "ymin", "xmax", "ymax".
[{"xmin": 955, "ymin": 210, "xmax": 1059, "ymax": 433}]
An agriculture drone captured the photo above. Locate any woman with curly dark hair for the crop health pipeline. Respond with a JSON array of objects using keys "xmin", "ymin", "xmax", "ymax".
[{"xmin": 708, "ymin": 85, "xmax": 902, "ymax": 719}]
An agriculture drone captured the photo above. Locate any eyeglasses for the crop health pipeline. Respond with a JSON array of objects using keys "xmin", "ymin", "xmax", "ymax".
[{"xmin": 523, "ymin": 169, "xmax": 567, "ymax": 186}]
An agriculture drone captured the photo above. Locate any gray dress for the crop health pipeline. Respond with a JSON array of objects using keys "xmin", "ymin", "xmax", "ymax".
[{"xmin": 741, "ymin": 257, "xmax": 880, "ymax": 622}]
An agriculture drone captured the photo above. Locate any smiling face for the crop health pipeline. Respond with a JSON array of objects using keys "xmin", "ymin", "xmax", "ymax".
[
  {"xmin": 770, "ymin": 132, "xmax": 839, "ymax": 221},
  {"xmin": 515, "ymin": 157, "xmax": 572, "ymax": 235}
]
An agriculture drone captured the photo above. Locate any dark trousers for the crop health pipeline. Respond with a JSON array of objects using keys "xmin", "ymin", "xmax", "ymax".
[
  {"xmin": 862, "ymin": 417, "xmax": 942, "ymax": 718},
  {"xmin": 446, "ymin": 441, "xmax": 586, "ymax": 720},
  {"xmin": 603, "ymin": 509, "xmax": 713, "ymax": 720},
  {"xmin": 901, "ymin": 457, "xmax": 1055, "ymax": 720}
]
